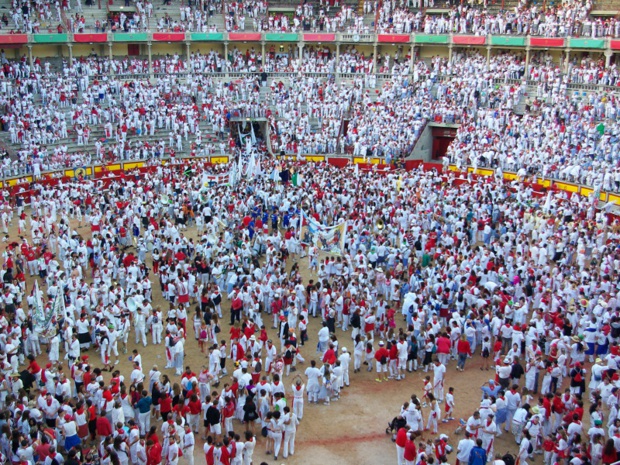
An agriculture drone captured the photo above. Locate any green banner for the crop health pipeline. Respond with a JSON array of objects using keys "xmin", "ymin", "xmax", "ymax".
[
  {"xmin": 190, "ymin": 32, "xmax": 224, "ymax": 41},
  {"xmin": 33, "ymin": 33, "xmax": 68, "ymax": 43},
  {"xmin": 114, "ymin": 32, "xmax": 149, "ymax": 42},
  {"xmin": 414, "ymin": 34, "xmax": 448, "ymax": 44},
  {"xmin": 569, "ymin": 38, "xmax": 605, "ymax": 49},
  {"xmin": 265, "ymin": 33, "xmax": 299, "ymax": 42},
  {"xmin": 490, "ymin": 36, "xmax": 526, "ymax": 46}
]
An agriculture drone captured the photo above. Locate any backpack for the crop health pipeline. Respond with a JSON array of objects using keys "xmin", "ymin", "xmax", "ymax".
[
  {"xmin": 574, "ymin": 369, "xmax": 583, "ymax": 383},
  {"xmin": 527, "ymin": 441, "xmax": 533, "ymax": 455}
]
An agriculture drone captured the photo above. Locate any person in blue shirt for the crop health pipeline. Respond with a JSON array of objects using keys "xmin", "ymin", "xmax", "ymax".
[
  {"xmin": 135, "ymin": 390, "xmax": 152, "ymax": 435},
  {"xmin": 481, "ymin": 379, "xmax": 501, "ymax": 400},
  {"xmin": 248, "ymin": 220, "xmax": 255, "ymax": 240},
  {"xmin": 468, "ymin": 438, "xmax": 487, "ymax": 465}
]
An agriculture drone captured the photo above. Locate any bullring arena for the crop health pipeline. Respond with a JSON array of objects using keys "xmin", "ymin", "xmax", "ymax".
[{"xmin": 0, "ymin": 0, "xmax": 617, "ymax": 464}]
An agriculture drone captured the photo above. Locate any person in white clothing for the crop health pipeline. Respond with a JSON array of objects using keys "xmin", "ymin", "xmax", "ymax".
[
  {"xmin": 456, "ymin": 432, "xmax": 476, "ymax": 465},
  {"xmin": 243, "ymin": 431, "xmax": 255, "ymax": 465},
  {"xmin": 305, "ymin": 360, "xmax": 321, "ymax": 404},
  {"xmin": 282, "ymin": 406, "xmax": 299, "ymax": 459},
  {"xmin": 339, "ymin": 347, "xmax": 351, "ymax": 387},
  {"xmin": 182, "ymin": 424, "xmax": 195, "ymax": 465},
  {"xmin": 517, "ymin": 431, "xmax": 532, "ymax": 465},
  {"xmin": 433, "ymin": 359, "xmax": 446, "ymax": 402},
  {"xmin": 291, "ymin": 376, "xmax": 305, "ymax": 420}
]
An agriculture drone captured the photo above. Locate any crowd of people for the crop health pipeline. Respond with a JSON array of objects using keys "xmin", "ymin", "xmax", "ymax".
[
  {"xmin": 0, "ymin": 139, "xmax": 617, "ymax": 465},
  {"xmin": 0, "ymin": 12, "xmax": 617, "ymax": 465},
  {"xmin": 4, "ymin": 0, "xmax": 620, "ymax": 41},
  {"xmin": 0, "ymin": 43, "xmax": 617, "ymax": 183},
  {"xmin": 374, "ymin": 0, "xmax": 619, "ymax": 38}
]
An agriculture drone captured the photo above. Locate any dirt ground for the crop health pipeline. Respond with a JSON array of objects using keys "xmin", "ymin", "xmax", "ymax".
[{"xmin": 18, "ymin": 213, "xmax": 535, "ymax": 465}]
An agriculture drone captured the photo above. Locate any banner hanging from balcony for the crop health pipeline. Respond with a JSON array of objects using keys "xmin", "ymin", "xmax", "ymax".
[
  {"xmin": 377, "ymin": 34, "xmax": 409, "ymax": 43},
  {"xmin": 303, "ymin": 33, "xmax": 335, "ymax": 42},
  {"xmin": 153, "ymin": 32, "xmax": 185, "ymax": 42},
  {"xmin": 229, "ymin": 33, "xmax": 262, "ymax": 41},
  {"xmin": 452, "ymin": 35, "xmax": 486, "ymax": 45},
  {"xmin": 0, "ymin": 34, "xmax": 27, "ymax": 45},
  {"xmin": 529, "ymin": 37, "xmax": 564, "ymax": 47},
  {"xmin": 74, "ymin": 33, "xmax": 107, "ymax": 43}
]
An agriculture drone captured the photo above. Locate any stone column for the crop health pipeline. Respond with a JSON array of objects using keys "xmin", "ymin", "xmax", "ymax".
[
  {"xmin": 336, "ymin": 42, "xmax": 340, "ymax": 66},
  {"xmin": 148, "ymin": 41, "xmax": 153, "ymax": 76},
  {"xmin": 372, "ymin": 43, "xmax": 377, "ymax": 72},
  {"xmin": 261, "ymin": 40, "xmax": 265, "ymax": 68},
  {"xmin": 27, "ymin": 45, "xmax": 33, "ymax": 70},
  {"xmin": 524, "ymin": 45, "xmax": 531, "ymax": 79},
  {"xmin": 224, "ymin": 41, "xmax": 229, "ymax": 77}
]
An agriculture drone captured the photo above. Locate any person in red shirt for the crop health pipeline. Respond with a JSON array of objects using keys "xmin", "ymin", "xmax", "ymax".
[
  {"xmin": 173, "ymin": 401, "xmax": 190, "ymax": 420},
  {"xmin": 395, "ymin": 426, "xmax": 409, "ymax": 464},
  {"xmin": 222, "ymin": 397, "xmax": 236, "ymax": 435},
  {"xmin": 159, "ymin": 393, "xmax": 172, "ymax": 421},
  {"xmin": 552, "ymin": 392, "xmax": 565, "ymax": 426},
  {"xmin": 456, "ymin": 335, "xmax": 473, "ymax": 372},
  {"xmin": 186, "ymin": 393, "xmax": 202, "ymax": 434},
  {"xmin": 403, "ymin": 434, "xmax": 417, "ymax": 465},
  {"xmin": 322, "ymin": 344, "xmax": 337, "ymax": 365},
  {"xmin": 35, "ymin": 435, "xmax": 52, "ymax": 462},
  {"xmin": 26, "ymin": 355, "xmax": 41, "ymax": 381},
  {"xmin": 436, "ymin": 333, "xmax": 451, "ymax": 366},
  {"xmin": 230, "ymin": 292, "xmax": 243, "ymax": 326},
  {"xmin": 375, "ymin": 341, "xmax": 390, "ymax": 383},
  {"xmin": 95, "ymin": 413, "xmax": 112, "ymax": 438},
  {"xmin": 146, "ymin": 439, "xmax": 162, "ymax": 465},
  {"xmin": 388, "ymin": 341, "xmax": 399, "ymax": 379}
]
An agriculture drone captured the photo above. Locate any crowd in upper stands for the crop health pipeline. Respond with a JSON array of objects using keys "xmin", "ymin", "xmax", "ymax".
[
  {"xmin": 2, "ymin": 0, "xmax": 619, "ymax": 39},
  {"xmin": 0, "ymin": 0, "xmax": 617, "ymax": 192}
]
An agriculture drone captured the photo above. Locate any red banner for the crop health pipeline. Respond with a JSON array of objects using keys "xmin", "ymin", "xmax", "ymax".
[
  {"xmin": 327, "ymin": 158, "xmax": 349, "ymax": 168},
  {"xmin": 73, "ymin": 33, "xmax": 107, "ymax": 43},
  {"xmin": 377, "ymin": 34, "xmax": 410, "ymax": 43},
  {"xmin": 0, "ymin": 34, "xmax": 28, "ymax": 45},
  {"xmin": 452, "ymin": 35, "xmax": 486, "ymax": 45},
  {"xmin": 529, "ymin": 37, "xmax": 564, "ymax": 47},
  {"xmin": 611, "ymin": 40, "xmax": 620, "ymax": 50},
  {"xmin": 228, "ymin": 33, "xmax": 261, "ymax": 41},
  {"xmin": 152, "ymin": 32, "xmax": 185, "ymax": 42},
  {"xmin": 303, "ymin": 33, "xmax": 335, "ymax": 42}
]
